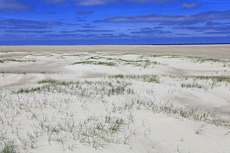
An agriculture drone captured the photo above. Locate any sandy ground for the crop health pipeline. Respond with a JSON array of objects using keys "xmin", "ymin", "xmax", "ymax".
[
  {"xmin": 0, "ymin": 44, "xmax": 230, "ymax": 59},
  {"xmin": 0, "ymin": 45, "xmax": 230, "ymax": 153}
]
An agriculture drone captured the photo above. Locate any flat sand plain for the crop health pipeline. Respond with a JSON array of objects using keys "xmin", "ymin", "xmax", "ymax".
[
  {"xmin": 0, "ymin": 44, "xmax": 230, "ymax": 59},
  {"xmin": 0, "ymin": 45, "xmax": 230, "ymax": 153}
]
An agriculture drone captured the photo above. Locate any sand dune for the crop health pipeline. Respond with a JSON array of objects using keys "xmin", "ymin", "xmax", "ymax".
[{"xmin": 0, "ymin": 45, "xmax": 230, "ymax": 153}]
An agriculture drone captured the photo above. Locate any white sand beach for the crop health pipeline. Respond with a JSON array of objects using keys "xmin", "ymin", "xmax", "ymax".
[{"xmin": 0, "ymin": 45, "xmax": 230, "ymax": 153}]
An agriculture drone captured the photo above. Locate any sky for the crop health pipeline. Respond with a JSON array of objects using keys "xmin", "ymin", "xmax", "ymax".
[{"xmin": 0, "ymin": 0, "xmax": 229, "ymax": 45}]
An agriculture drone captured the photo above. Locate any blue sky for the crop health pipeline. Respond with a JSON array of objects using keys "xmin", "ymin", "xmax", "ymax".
[{"xmin": 0, "ymin": 0, "xmax": 229, "ymax": 45}]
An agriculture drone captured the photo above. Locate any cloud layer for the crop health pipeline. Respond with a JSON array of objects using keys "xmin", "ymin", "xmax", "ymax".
[
  {"xmin": 74, "ymin": 0, "xmax": 186, "ymax": 6},
  {"xmin": 0, "ymin": 19, "xmax": 63, "ymax": 28},
  {"xmin": 95, "ymin": 10, "xmax": 230, "ymax": 25},
  {"xmin": 0, "ymin": 0, "xmax": 33, "ymax": 12},
  {"xmin": 0, "ymin": 0, "xmax": 229, "ymax": 44},
  {"xmin": 0, "ymin": 0, "xmax": 188, "ymax": 12},
  {"xmin": 131, "ymin": 27, "xmax": 172, "ymax": 35},
  {"xmin": 180, "ymin": 3, "xmax": 202, "ymax": 9}
]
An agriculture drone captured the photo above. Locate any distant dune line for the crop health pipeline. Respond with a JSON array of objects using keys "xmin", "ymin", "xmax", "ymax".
[{"xmin": 0, "ymin": 45, "xmax": 230, "ymax": 59}]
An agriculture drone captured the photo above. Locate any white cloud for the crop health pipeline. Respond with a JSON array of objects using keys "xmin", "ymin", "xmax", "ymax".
[
  {"xmin": 180, "ymin": 3, "xmax": 202, "ymax": 9},
  {"xmin": 0, "ymin": 0, "xmax": 33, "ymax": 12},
  {"xmin": 75, "ymin": 0, "xmax": 186, "ymax": 6},
  {"xmin": 41, "ymin": 0, "xmax": 186, "ymax": 6},
  {"xmin": 75, "ymin": 0, "xmax": 113, "ymax": 6}
]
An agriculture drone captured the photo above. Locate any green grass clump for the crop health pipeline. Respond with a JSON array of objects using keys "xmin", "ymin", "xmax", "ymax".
[
  {"xmin": 38, "ymin": 80, "xmax": 77, "ymax": 85},
  {"xmin": 0, "ymin": 59, "xmax": 35, "ymax": 63},
  {"xmin": 196, "ymin": 58, "xmax": 222, "ymax": 63},
  {"xmin": 117, "ymin": 58, "xmax": 159, "ymax": 67},
  {"xmin": 73, "ymin": 61, "xmax": 116, "ymax": 66},
  {"xmin": 14, "ymin": 80, "xmax": 133, "ymax": 96},
  {"xmin": 195, "ymin": 76, "xmax": 230, "ymax": 83},
  {"xmin": 187, "ymin": 56, "xmax": 228, "ymax": 63},
  {"xmin": 109, "ymin": 75, "xmax": 159, "ymax": 83},
  {"xmin": 97, "ymin": 62, "xmax": 116, "ymax": 66},
  {"xmin": 181, "ymin": 83, "xmax": 203, "ymax": 88},
  {"xmin": 0, "ymin": 50, "xmax": 12, "ymax": 53},
  {"xmin": 15, "ymin": 87, "xmax": 43, "ymax": 94},
  {"xmin": 111, "ymin": 74, "xmax": 124, "ymax": 79},
  {"xmin": 0, "ymin": 141, "xmax": 15, "ymax": 153},
  {"xmin": 73, "ymin": 61, "xmax": 94, "ymax": 65}
]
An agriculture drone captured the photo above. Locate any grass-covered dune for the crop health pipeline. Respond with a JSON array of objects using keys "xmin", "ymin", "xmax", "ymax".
[{"xmin": 0, "ymin": 46, "xmax": 230, "ymax": 153}]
